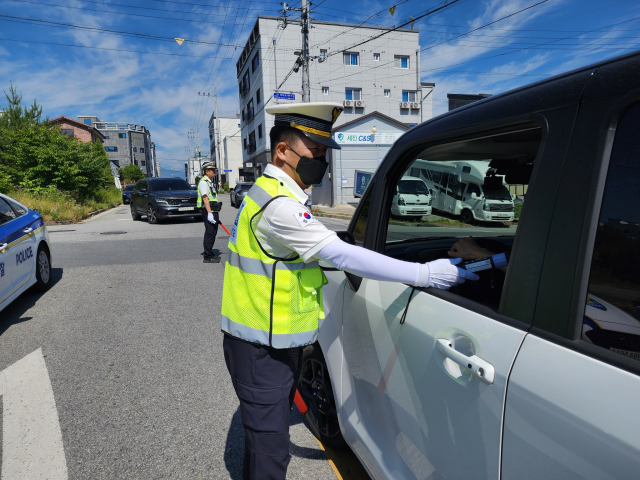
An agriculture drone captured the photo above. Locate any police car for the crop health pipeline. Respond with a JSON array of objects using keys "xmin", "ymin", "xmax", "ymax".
[
  {"xmin": 0, "ymin": 193, "xmax": 52, "ymax": 313},
  {"xmin": 296, "ymin": 51, "xmax": 640, "ymax": 479}
]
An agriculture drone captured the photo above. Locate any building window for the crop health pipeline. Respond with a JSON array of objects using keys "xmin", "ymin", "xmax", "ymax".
[
  {"xmin": 258, "ymin": 123, "xmax": 263, "ymax": 139},
  {"xmin": 140, "ymin": 147, "xmax": 145, "ymax": 153},
  {"xmin": 400, "ymin": 109, "xmax": 410, "ymax": 116},
  {"xmin": 118, "ymin": 132, "xmax": 126, "ymax": 138},
  {"xmin": 133, "ymin": 147, "xmax": 137, "ymax": 152},
  {"xmin": 345, "ymin": 88, "xmax": 362, "ymax": 101},
  {"xmin": 134, "ymin": 160, "xmax": 138, "ymax": 166},
  {"xmin": 105, "ymin": 146, "xmax": 118, "ymax": 152},
  {"xmin": 104, "ymin": 135, "xmax": 109, "ymax": 139},
  {"xmin": 241, "ymin": 108, "xmax": 245, "ymax": 122},
  {"xmin": 323, "ymin": 86, "xmax": 329, "ymax": 95},
  {"xmin": 374, "ymin": 53, "xmax": 380, "ymax": 61},
  {"xmin": 247, "ymin": 99, "xmax": 255, "ymax": 122},
  {"xmin": 248, "ymin": 130, "xmax": 256, "ymax": 154},
  {"xmin": 384, "ymin": 89, "xmax": 390, "ymax": 97},
  {"xmin": 141, "ymin": 160, "xmax": 146, "ymax": 166},
  {"xmin": 243, "ymin": 137, "xmax": 247, "ymax": 150},
  {"xmin": 343, "ymin": 52, "xmax": 359, "ymax": 66},
  {"xmin": 61, "ymin": 128, "xmax": 74, "ymax": 137},
  {"xmin": 320, "ymin": 49, "xmax": 327, "ymax": 57},
  {"xmin": 256, "ymin": 88, "xmax": 261, "ymax": 104},
  {"xmin": 112, "ymin": 160, "xmax": 120, "ymax": 167},
  {"xmin": 251, "ymin": 52, "xmax": 260, "ymax": 73},
  {"xmin": 402, "ymin": 91, "xmax": 417, "ymax": 102},
  {"xmin": 83, "ymin": 119, "xmax": 91, "ymax": 125},
  {"xmin": 395, "ymin": 55, "xmax": 409, "ymax": 69}
]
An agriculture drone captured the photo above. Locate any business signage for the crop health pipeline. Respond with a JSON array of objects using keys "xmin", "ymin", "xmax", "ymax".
[
  {"xmin": 223, "ymin": 169, "xmax": 233, "ymax": 172},
  {"xmin": 273, "ymin": 92, "xmax": 297, "ymax": 102},
  {"xmin": 245, "ymin": 162, "xmax": 253, "ymax": 168},
  {"xmin": 335, "ymin": 131, "xmax": 403, "ymax": 145},
  {"xmin": 354, "ymin": 170, "xmax": 373, "ymax": 197}
]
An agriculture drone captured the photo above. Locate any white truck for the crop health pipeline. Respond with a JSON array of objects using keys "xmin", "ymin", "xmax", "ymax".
[
  {"xmin": 409, "ymin": 159, "xmax": 515, "ymax": 223},
  {"xmin": 390, "ymin": 176, "xmax": 432, "ymax": 218}
]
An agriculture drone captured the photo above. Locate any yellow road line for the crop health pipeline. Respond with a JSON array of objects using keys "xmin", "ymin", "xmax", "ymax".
[{"xmin": 315, "ymin": 438, "xmax": 344, "ymax": 480}]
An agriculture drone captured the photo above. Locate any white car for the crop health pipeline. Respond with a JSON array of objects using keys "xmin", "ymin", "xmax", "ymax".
[
  {"xmin": 295, "ymin": 52, "xmax": 640, "ymax": 479},
  {"xmin": 0, "ymin": 193, "xmax": 52, "ymax": 313},
  {"xmin": 390, "ymin": 176, "xmax": 432, "ymax": 218}
]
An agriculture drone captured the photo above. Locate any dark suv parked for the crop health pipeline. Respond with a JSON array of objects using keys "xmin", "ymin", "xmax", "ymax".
[{"xmin": 130, "ymin": 178, "xmax": 199, "ymax": 224}]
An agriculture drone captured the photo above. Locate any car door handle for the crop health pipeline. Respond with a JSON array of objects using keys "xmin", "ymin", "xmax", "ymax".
[
  {"xmin": 436, "ymin": 338, "xmax": 495, "ymax": 385},
  {"xmin": 23, "ymin": 227, "xmax": 33, "ymax": 233},
  {"xmin": 0, "ymin": 243, "xmax": 7, "ymax": 250}
]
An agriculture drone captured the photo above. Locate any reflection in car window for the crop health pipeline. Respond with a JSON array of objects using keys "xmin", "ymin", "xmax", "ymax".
[
  {"xmin": 150, "ymin": 179, "xmax": 191, "ymax": 191},
  {"xmin": 383, "ymin": 126, "xmax": 542, "ymax": 309},
  {"xmin": 352, "ymin": 187, "xmax": 372, "ymax": 247},
  {"xmin": 124, "ymin": 184, "xmax": 136, "ymax": 192},
  {"xmin": 5, "ymin": 197, "xmax": 27, "ymax": 216},
  {"xmin": 583, "ymin": 103, "xmax": 640, "ymax": 361},
  {"xmin": 0, "ymin": 198, "xmax": 17, "ymax": 225}
]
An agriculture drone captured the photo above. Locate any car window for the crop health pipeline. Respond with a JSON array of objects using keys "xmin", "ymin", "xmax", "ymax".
[
  {"xmin": 384, "ymin": 125, "xmax": 542, "ymax": 310},
  {"xmin": 0, "ymin": 198, "xmax": 17, "ymax": 225},
  {"xmin": 582, "ymin": 103, "xmax": 640, "ymax": 361},
  {"xmin": 124, "ymin": 184, "xmax": 135, "ymax": 192},
  {"xmin": 4, "ymin": 197, "xmax": 27, "ymax": 217},
  {"xmin": 136, "ymin": 180, "xmax": 147, "ymax": 190},
  {"xmin": 352, "ymin": 185, "xmax": 373, "ymax": 247}
]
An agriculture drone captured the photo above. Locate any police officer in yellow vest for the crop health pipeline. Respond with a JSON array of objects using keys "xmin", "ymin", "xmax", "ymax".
[
  {"xmin": 220, "ymin": 103, "xmax": 478, "ymax": 479},
  {"xmin": 198, "ymin": 162, "xmax": 220, "ymax": 263}
]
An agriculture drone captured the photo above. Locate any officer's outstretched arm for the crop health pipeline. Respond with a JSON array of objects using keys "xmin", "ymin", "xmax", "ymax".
[{"xmin": 316, "ymin": 239, "xmax": 478, "ymax": 290}]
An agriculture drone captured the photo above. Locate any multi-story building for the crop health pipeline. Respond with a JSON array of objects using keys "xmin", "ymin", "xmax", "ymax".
[
  {"xmin": 222, "ymin": 134, "xmax": 243, "ymax": 186},
  {"xmin": 185, "ymin": 154, "xmax": 210, "ymax": 185},
  {"xmin": 208, "ymin": 113, "xmax": 241, "ymax": 163},
  {"xmin": 207, "ymin": 112, "xmax": 243, "ymax": 186},
  {"xmin": 77, "ymin": 116, "xmax": 157, "ymax": 177},
  {"xmin": 236, "ymin": 16, "xmax": 430, "ymax": 180},
  {"xmin": 50, "ymin": 116, "xmax": 106, "ymax": 144}
]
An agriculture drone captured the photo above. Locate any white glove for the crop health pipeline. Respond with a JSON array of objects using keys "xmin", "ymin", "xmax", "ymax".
[
  {"xmin": 207, "ymin": 212, "xmax": 216, "ymax": 224},
  {"xmin": 420, "ymin": 258, "xmax": 479, "ymax": 290}
]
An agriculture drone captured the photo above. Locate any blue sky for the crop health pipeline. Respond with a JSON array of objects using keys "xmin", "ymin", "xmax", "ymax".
[{"xmin": 1, "ymin": 0, "xmax": 638, "ymax": 177}]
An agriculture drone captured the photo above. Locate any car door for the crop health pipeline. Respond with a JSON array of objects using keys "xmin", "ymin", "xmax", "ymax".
[
  {"xmin": 502, "ymin": 79, "xmax": 640, "ymax": 478},
  {"xmin": 0, "ymin": 198, "xmax": 17, "ymax": 303},
  {"xmin": 3, "ymin": 197, "xmax": 37, "ymax": 291},
  {"xmin": 133, "ymin": 180, "xmax": 147, "ymax": 213},
  {"xmin": 339, "ymin": 103, "xmax": 580, "ymax": 479}
]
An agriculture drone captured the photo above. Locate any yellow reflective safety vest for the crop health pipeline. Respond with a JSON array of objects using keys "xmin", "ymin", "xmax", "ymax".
[
  {"xmin": 197, "ymin": 177, "xmax": 218, "ymax": 208},
  {"xmin": 221, "ymin": 175, "xmax": 327, "ymax": 348}
]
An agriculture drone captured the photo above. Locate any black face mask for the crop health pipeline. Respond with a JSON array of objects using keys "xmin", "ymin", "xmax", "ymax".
[{"xmin": 287, "ymin": 146, "xmax": 328, "ymax": 186}]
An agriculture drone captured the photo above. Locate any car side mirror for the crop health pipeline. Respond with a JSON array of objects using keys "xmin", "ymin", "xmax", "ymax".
[
  {"xmin": 471, "ymin": 192, "xmax": 478, "ymax": 200},
  {"xmin": 337, "ymin": 231, "xmax": 356, "ymax": 245}
]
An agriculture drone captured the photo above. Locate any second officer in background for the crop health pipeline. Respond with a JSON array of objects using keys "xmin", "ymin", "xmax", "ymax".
[{"xmin": 198, "ymin": 162, "xmax": 221, "ymax": 263}]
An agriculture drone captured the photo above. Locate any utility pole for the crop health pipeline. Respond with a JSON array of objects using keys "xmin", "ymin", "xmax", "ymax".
[
  {"xmin": 301, "ymin": 0, "xmax": 310, "ymax": 102},
  {"xmin": 280, "ymin": 1, "xmax": 312, "ymax": 102}
]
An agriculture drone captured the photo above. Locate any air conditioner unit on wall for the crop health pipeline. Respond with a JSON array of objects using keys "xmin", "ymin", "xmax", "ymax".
[
  {"xmin": 343, "ymin": 100, "xmax": 353, "ymax": 107},
  {"xmin": 411, "ymin": 102, "xmax": 421, "ymax": 109},
  {"xmin": 400, "ymin": 101, "xmax": 409, "ymax": 108},
  {"xmin": 355, "ymin": 100, "xmax": 365, "ymax": 107}
]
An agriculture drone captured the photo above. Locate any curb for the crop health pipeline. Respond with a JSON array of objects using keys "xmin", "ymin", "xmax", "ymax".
[{"xmin": 44, "ymin": 203, "xmax": 122, "ymax": 226}]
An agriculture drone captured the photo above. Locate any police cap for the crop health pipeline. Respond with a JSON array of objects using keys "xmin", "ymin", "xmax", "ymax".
[{"xmin": 266, "ymin": 102, "xmax": 343, "ymax": 150}]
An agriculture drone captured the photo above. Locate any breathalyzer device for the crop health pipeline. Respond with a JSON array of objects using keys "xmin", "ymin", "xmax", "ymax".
[{"xmin": 460, "ymin": 251, "xmax": 510, "ymax": 272}]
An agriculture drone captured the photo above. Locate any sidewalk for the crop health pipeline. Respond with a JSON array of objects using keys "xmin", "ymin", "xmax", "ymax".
[{"xmin": 312, "ymin": 203, "xmax": 356, "ymax": 219}]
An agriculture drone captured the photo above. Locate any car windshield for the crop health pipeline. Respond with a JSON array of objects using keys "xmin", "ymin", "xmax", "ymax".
[
  {"xmin": 398, "ymin": 179, "xmax": 429, "ymax": 195},
  {"xmin": 149, "ymin": 179, "xmax": 191, "ymax": 192},
  {"xmin": 483, "ymin": 185, "xmax": 512, "ymax": 200},
  {"xmin": 124, "ymin": 185, "xmax": 135, "ymax": 191},
  {"xmin": 240, "ymin": 184, "xmax": 253, "ymax": 190}
]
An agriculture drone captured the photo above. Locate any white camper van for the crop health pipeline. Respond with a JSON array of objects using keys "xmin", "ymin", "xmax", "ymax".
[
  {"xmin": 409, "ymin": 160, "xmax": 515, "ymax": 223},
  {"xmin": 391, "ymin": 176, "xmax": 432, "ymax": 218}
]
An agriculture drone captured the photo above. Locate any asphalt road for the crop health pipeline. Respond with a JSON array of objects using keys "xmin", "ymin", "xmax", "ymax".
[{"xmin": 0, "ymin": 199, "xmax": 365, "ymax": 479}]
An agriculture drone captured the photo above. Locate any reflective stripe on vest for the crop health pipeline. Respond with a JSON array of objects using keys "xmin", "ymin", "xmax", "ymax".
[
  {"xmin": 220, "ymin": 175, "xmax": 327, "ymax": 348},
  {"xmin": 197, "ymin": 178, "xmax": 218, "ymax": 208}
]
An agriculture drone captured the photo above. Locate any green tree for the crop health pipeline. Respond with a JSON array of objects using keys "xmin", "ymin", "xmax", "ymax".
[
  {"xmin": 118, "ymin": 164, "xmax": 145, "ymax": 183},
  {"xmin": 0, "ymin": 82, "xmax": 44, "ymax": 130}
]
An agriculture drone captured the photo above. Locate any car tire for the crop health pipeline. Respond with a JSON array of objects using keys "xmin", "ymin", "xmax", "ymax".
[
  {"xmin": 461, "ymin": 209, "xmax": 474, "ymax": 225},
  {"xmin": 33, "ymin": 243, "xmax": 52, "ymax": 292},
  {"xmin": 131, "ymin": 203, "xmax": 141, "ymax": 221},
  {"xmin": 297, "ymin": 343, "xmax": 348, "ymax": 449},
  {"xmin": 147, "ymin": 204, "xmax": 159, "ymax": 224}
]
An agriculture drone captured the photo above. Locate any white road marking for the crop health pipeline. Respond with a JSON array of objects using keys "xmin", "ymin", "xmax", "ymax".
[
  {"xmin": 0, "ymin": 349, "xmax": 68, "ymax": 479},
  {"xmin": 117, "ymin": 219, "xmax": 130, "ymax": 221}
]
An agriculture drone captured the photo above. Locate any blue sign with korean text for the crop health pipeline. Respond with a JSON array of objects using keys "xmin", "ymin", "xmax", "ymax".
[
  {"xmin": 223, "ymin": 169, "xmax": 232, "ymax": 172},
  {"xmin": 354, "ymin": 170, "xmax": 373, "ymax": 198},
  {"xmin": 274, "ymin": 92, "xmax": 296, "ymax": 100}
]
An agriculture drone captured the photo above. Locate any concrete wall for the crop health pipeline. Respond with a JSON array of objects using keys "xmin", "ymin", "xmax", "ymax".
[
  {"xmin": 55, "ymin": 121, "xmax": 97, "ymax": 143},
  {"xmin": 237, "ymin": 16, "xmax": 430, "ymax": 178}
]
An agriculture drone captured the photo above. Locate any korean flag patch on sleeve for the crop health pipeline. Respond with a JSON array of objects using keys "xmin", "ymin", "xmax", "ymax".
[{"xmin": 294, "ymin": 210, "xmax": 316, "ymax": 228}]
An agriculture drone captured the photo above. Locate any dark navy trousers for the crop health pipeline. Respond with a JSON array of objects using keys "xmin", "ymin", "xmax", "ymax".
[
  {"xmin": 223, "ymin": 334, "xmax": 303, "ymax": 480},
  {"xmin": 201, "ymin": 209, "xmax": 219, "ymax": 259}
]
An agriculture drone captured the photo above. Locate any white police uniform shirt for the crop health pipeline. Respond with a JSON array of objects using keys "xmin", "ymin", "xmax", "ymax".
[{"xmin": 254, "ymin": 164, "xmax": 337, "ymax": 262}]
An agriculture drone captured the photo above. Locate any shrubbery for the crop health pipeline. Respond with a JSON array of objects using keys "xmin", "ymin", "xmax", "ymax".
[{"xmin": 0, "ymin": 84, "xmax": 120, "ymax": 221}]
